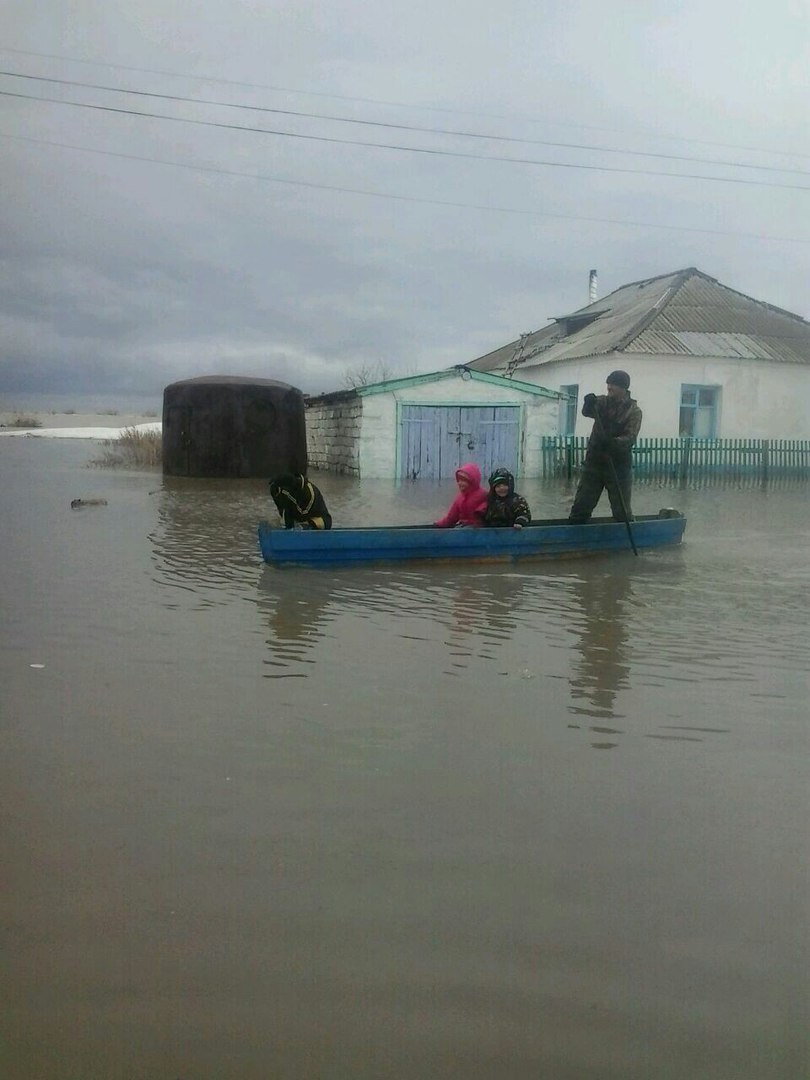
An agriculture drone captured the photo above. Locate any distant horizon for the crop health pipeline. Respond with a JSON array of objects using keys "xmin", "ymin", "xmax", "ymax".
[{"xmin": 0, "ymin": 391, "xmax": 164, "ymax": 415}]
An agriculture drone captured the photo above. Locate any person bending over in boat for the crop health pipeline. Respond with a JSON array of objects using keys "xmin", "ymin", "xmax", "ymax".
[
  {"xmin": 568, "ymin": 370, "xmax": 642, "ymax": 525},
  {"xmin": 269, "ymin": 474, "xmax": 332, "ymax": 530},
  {"xmin": 483, "ymin": 467, "xmax": 531, "ymax": 529},
  {"xmin": 434, "ymin": 463, "xmax": 487, "ymax": 528}
]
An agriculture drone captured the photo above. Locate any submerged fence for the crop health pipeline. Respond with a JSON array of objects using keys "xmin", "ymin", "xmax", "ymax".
[{"xmin": 540, "ymin": 436, "xmax": 810, "ymax": 484}]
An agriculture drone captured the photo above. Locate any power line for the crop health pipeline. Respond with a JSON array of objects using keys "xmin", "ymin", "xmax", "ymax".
[
  {"xmin": 3, "ymin": 88, "xmax": 809, "ymax": 192},
  {"xmin": 3, "ymin": 131, "xmax": 808, "ymax": 246},
  {"xmin": 1, "ymin": 69, "xmax": 806, "ymax": 178},
  {"xmin": 2, "ymin": 44, "xmax": 806, "ymax": 163}
]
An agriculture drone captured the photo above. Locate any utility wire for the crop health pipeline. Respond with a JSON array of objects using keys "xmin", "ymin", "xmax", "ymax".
[
  {"xmin": 1, "ymin": 69, "xmax": 805, "ymax": 178},
  {"xmin": 1, "ymin": 44, "xmax": 805, "ymax": 163},
  {"xmin": 2, "ymin": 88, "xmax": 809, "ymax": 192},
  {"xmin": 3, "ymin": 131, "xmax": 808, "ymax": 246}
]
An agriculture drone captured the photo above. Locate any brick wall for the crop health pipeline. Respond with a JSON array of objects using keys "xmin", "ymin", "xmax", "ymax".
[{"xmin": 305, "ymin": 399, "xmax": 363, "ymax": 475}]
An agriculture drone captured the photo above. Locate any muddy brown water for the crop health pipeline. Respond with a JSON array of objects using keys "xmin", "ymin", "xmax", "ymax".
[{"xmin": 1, "ymin": 438, "xmax": 808, "ymax": 1079}]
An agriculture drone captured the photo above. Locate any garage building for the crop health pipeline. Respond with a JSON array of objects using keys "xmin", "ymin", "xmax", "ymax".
[{"xmin": 306, "ymin": 367, "xmax": 562, "ymax": 479}]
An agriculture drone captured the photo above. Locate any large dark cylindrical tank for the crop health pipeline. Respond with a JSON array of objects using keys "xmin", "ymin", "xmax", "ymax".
[{"xmin": 162, "ymin": 376, "xmax": 307, "ymax": 478}]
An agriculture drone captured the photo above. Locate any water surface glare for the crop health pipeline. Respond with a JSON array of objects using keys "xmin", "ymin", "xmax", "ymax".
[{"xmin": 1, "ymin": 439, "xmax": 808, "ymax": 1079}]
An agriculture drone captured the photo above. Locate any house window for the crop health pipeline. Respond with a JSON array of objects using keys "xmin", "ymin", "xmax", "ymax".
[
  {"xmin": 560, "ymin": 384, "xmax": 578, "ymax": 435},
  {"xmin": 680, "ymin": 384, "xmax": 719, "ymax": 437}
]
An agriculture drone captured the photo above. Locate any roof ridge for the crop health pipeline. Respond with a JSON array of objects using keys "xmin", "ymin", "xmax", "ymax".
[
  {"xmin": 611, "ymin": 268, "xmax": 696, "ymax": 352},
  {"xmin": 609, "ymin": 266, "xmax": 706, "ymax": 293},
  {"xmin": 625, "ymin": 269, "xmax": 809, "ymax": 335},
  {"xmin": 699, "ymin": 278, "xmax": 809, "ymax": 325},
  {"xmin": 561, "ymin": 266, "xmax": 709, "ymax": 319}
]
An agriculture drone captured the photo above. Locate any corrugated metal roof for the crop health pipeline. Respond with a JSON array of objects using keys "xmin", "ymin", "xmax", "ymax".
[
  {"xmin": 628, "ymin": 331, "xmax": 810, "ymax": 363},
  {"xmin": 468, "ymin": 268, "xmax": 810, "ymax": 372},
  {"xmin": 469, "ymin": 324, "xmax": 562, "ymax": 373}
]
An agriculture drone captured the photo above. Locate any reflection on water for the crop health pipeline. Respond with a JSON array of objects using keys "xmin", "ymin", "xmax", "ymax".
[
  {"xmin": 257, "ymin": 567, "xmax": 336, "ymax": 675},
  {"xmin": 146, "ymin": 471, "xmax": 807, "ymax": 744},
  {"xmin": 566, "ymin": 568, "xmax": 632, "ymax": 728},
  {"xmin": 6, "ymin": 443, "xmax": 808, "ymax": 1080},
  {"xmin": 254, "ymin": 565, "xmax": 542, "ymax": 678},
  {"xmin": 148, "ymin": 475, "xmax": 268, "ymax": 606}
]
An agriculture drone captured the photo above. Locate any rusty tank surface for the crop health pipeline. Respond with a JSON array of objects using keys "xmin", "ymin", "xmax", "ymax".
[{"xmin": 162, "ymin": 376, "xmax": 307, "ymax": 478}]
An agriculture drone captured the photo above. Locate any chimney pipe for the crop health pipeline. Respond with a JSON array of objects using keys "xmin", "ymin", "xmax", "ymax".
[{"xmin": 589, "ymin": 269, "xmax": 598, "ymax": 304}]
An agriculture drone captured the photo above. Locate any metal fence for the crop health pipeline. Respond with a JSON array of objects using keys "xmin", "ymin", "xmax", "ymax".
[{"xmin": 540, "ymin": 436, "xmax": 810, "ymax": 484}]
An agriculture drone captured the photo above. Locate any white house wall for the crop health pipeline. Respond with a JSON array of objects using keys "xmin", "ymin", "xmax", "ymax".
[
  {"xmin": 358, "ymin": 377, "xmax": 559, "ymax": 478},
  {"xmin": 516, "ymin": 355, "xmax": 810, "ymax": 439}
]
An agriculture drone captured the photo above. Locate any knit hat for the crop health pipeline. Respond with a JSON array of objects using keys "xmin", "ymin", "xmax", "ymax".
[
  {"xmin": 606, "ymin": 370, "xmax": 630, "ymax": 389},
  {"xmin": 488, "ymin": 467, "xmax": 514, "ymax": 491}
]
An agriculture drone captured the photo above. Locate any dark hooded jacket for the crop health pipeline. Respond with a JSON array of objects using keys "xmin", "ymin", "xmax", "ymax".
[
  {"xmin": 582, "ymin": 392, "xmax": 642, "ymax": 467},
  {"xmin": 269, "ymin": 474, "xmax": 332, "ymax": 530},
  {"xmin": 484, "ymin": 468, "xmax": 531, "ymax": 528}
]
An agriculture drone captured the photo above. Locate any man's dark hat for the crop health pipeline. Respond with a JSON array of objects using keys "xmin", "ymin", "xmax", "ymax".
[{"xmin": 606, "ymin": 370, "xmax": 630, "ymax": 389}]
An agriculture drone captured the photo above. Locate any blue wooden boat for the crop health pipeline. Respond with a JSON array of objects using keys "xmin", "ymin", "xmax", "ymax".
[{"xmin": 257, "ymin": 510, "xmax": 686, "ymax": 568}]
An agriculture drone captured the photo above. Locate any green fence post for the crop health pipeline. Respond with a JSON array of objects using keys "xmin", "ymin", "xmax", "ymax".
[
  {"xmin": 678, "ymin": 437, "xmax": 692, "ymax": 487},
  {"xmin": 761, "ymin": 439, "xmax": 769, "ymax": 484}
]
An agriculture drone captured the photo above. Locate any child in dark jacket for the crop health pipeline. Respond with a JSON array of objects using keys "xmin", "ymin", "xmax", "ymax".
[
  {"xmin": 269, "ymin": 474, "xmax": 332, "ymax": 530},
  {"xmin": 434, "ymin": 462, "xmax": 488, "ymax": 528},
  {"xmin": 483, "ymin": 467, "xmax": 531, "ymax": 529}
]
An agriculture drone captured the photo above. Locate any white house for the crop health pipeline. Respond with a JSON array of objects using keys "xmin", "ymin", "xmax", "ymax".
[
  {"xmin": 306, "ymin": 368, "xmax": 562, "ymax": 479},
  {"xmin": 468, "ymin": 268, "xmax": 810, "ymax": 440}
]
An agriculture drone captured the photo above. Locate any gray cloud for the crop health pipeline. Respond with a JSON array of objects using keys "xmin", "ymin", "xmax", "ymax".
[{"xmin": 1, "ymin": 1, "xmax": 808, "ymax": 402}]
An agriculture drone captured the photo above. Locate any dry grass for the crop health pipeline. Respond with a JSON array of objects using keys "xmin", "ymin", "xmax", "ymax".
[
  {"xmin": 8, "ymin": 413, "xmax": 43, "ymax": 428},
  {"xmin": 91, "ymin": 426, "xmax": 162, "ymax": 468}
]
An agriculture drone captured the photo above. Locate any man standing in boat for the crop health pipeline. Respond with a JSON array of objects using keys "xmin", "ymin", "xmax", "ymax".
[{"xmin": 568, "ymin": 370, "xmax": 642, "ymax": 525}]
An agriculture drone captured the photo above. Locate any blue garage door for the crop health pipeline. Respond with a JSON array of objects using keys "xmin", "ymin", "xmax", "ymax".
[{"xmin": 399, "ymin": 405, "xmax": 520, "ymax": 480}]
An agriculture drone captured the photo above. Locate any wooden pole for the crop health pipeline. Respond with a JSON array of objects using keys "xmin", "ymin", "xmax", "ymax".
[{"xmin": 679, "ymin": 437, "xmax": 692, "ymax": 488}]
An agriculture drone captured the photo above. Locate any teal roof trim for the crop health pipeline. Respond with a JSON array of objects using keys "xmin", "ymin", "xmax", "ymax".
[
  {"xmin": 467, "ymin": 370, "xmax": 561, "ymax": 398},
  {"xmin": 357, "ymin": 366, "xmax": 561, "ymax": 399},
  {"xmin": 356, "ymin": 370, "xmax": 454, "ymax": 396}
]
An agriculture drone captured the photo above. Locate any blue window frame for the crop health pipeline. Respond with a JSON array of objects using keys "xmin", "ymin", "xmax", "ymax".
[
  {"xmin": 680, "ymin": 384, "xmax": 719, "ymax": 437},
  {"xmin": 560, "ymin": 384, "xmax": 579, "ymax": 435}
]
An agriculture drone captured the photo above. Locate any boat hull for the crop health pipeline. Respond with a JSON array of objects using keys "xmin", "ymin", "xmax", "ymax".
[{"xmin": 257, "ymin": 512, "xmax": 686, "ymax": 568}]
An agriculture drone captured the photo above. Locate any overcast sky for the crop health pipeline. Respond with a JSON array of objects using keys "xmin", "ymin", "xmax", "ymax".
[{"xmin": 1, "ymin": 0, "xmax": 808, "ymax": 402}]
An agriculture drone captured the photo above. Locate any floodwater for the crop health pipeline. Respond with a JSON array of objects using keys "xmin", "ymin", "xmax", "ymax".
[{"xmin": 1, "ymin": 438, "xmax": 808, "ymax": 1080}]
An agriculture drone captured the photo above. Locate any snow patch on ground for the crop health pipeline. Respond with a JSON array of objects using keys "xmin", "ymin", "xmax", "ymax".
[{"xmin": 0, "ymin": 422, "xmax": 162, "ymax": 441}]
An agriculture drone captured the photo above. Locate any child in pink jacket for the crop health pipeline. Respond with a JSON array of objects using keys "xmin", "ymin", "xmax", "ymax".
[{"xmin": 434, "ymin": 463, "xmax": 488, "ymax": 528}]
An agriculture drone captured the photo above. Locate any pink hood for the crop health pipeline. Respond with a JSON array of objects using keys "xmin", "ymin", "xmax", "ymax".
[
  {"xmin": 455, "ymin": 462, "xmax": 483, "ymax": 487},
  {"xmin": 434, "ymin": 462, "xmax": 487, "ymax": 528}
]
